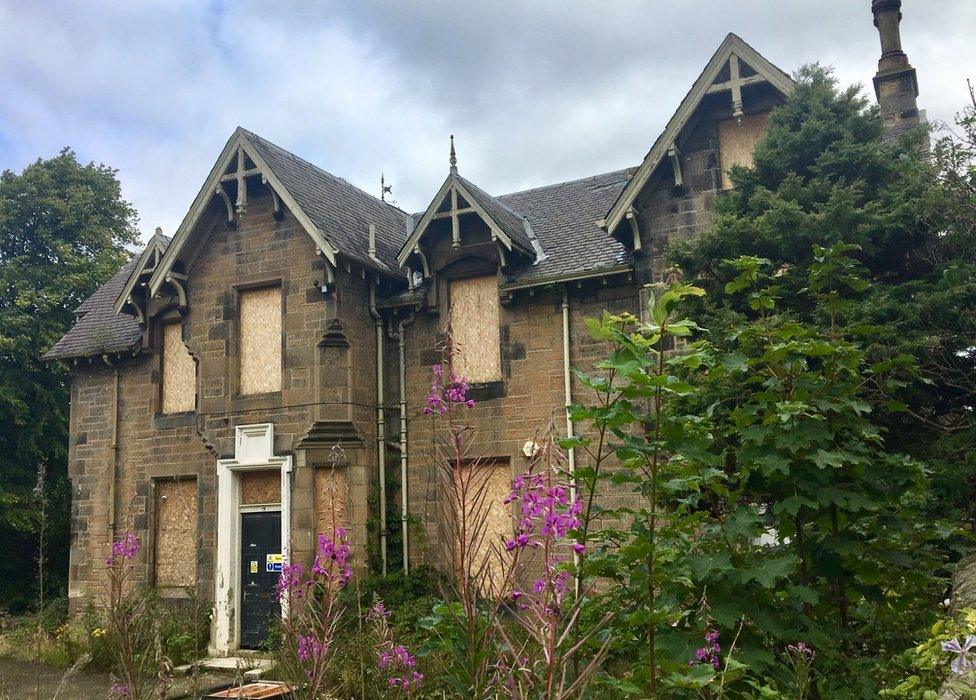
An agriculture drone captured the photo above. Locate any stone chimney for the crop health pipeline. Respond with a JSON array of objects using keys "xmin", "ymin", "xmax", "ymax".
[{"xmin": 871, "ymin": 0, "xmax": 921, "ymax": 139}]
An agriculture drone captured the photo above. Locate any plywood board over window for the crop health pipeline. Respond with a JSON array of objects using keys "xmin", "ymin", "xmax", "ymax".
[
  {"xmin": 239, "ymin": 286, "xmax": 282, "ymax": 395},
  {"xmin": 449, "ymin": 276, "xmax": 501, "ymax": 383},
  {"xmin": 161, "ymin": 321, "xmax": 196, "ymax": 414},
  {"xmin": 155, "ymin": 479, "xmax": 197, "ymax": 588},
  {"xmin": 314, "ymin": 468, "xmax": 348, "ymax": 538},
  {"xmin": 718, "ymin": 111, "xmax": 770, "ymax": 189},
  {"xmin": 453, "ymin": 460, "xmax": 512, "ymax": 595}
]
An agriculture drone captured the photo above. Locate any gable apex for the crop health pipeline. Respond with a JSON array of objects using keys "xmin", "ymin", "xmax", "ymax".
[
  {"xmin": 603, "ymin": 32, "xmax": 794, "ymax": 236},
  {"xmin": 396, "ymin": 172, "xmax": 543, "ymax": 269}
]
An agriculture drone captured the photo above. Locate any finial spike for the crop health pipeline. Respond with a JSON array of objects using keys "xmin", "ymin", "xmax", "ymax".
[
  {"xmin": 449, "ymin": 134, "xmax": 457, "ymax": 173},
  {"xmin": 380, "ymin": 173, "xmax": 392, "ymax": 202}
]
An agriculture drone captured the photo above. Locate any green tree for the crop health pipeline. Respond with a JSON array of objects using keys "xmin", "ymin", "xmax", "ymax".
[
  {"xmin": 668, "ymin": 65, "xmax": 976, "ymax": 534},
  {"xmin": 681, "ymin": 249, "xmax": 946, "ymax": 696},
  {"xmin": 0, "ymin": 148, "xmax": 138, "ymax": 609}
]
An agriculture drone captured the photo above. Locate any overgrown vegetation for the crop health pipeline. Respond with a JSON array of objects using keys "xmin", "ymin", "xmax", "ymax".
[{"xmin": 4, "ymin": 66, "xmax": 976, "ymax": 697}]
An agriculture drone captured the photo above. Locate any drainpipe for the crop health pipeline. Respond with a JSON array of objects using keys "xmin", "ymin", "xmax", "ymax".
[
  {"xmin": 561, "ymin": 288, "xmax": 579, "ymax": 590},
  {"xmin": 561, "ymin": 288, "xmax": 576, "ymax": 494},
  {"xmin": 397, "ymin": 311, "xmax": 416, "ymax": 572},
  {"xmin": 104, "ymin": 354, "xmax": 119, "ymax": 538},
  {"xmin": 369, "ymin": 280, "xmax": 388, "ymax": 575}
]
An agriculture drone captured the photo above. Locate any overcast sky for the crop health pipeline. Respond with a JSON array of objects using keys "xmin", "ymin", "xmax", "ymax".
[{"xmin": 1, "ymin": 1, "xmax": 973, "ymax": 243}]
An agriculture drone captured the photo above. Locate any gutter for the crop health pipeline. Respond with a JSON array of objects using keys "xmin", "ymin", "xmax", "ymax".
[
  {"xmin": 397, "ymin": 311, "xmax": 416, "ymax": 572},
  {"xmin": 500, "ymin": 263, "xmax": 633, "ymax": 293}
]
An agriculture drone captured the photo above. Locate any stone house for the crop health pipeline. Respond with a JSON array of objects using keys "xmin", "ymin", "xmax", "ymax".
[{"xmin": 43, "ymin": 3, "xmax": 920, "ymax": 654}]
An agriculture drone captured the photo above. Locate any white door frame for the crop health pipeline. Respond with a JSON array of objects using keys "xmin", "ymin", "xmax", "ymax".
[{"xmin": 212, "ymin": 423, "xmax": 292, "ymax": 654}]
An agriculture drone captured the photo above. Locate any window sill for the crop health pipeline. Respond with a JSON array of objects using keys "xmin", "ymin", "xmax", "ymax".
[
  {"xmin": 153, "ymin": 412, "xmax": 197, "ymax": 430},
  {"xmin": 467, "ymin": 380, "xmax": 506, "ymax": 402},
  {"xmin": 232, "ymin": 391, "xmax": 283, "ymax": 412}
]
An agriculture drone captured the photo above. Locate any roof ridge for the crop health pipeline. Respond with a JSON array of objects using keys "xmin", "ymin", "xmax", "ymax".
[
  {"xmin": 455, "ymin": 173, "xmax": 529, "ymax": 222},
  {"xmin": 238, "ymin": 127, "xmax": 411, "ymax": 220},
  {"xmin": 497, "ymin": 166, "xmax": 638, "ymax": 200}
]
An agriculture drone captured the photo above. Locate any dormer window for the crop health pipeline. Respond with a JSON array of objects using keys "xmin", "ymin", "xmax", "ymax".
[{"xmin": 449, "ymin": 275, "xmax": 501, "ymax": 383}]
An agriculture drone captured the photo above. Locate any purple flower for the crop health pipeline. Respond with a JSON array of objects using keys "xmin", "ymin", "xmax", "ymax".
[
  {"xmin": 106, "ymin": 533, "xmax": 140, "ymax": 566},
  {"xmin": 943, "ymin": 636, "xmax": 976, "ymax": 676},
  {"xmin": 571, "ymin": 542, "xmax": 585, "ymax": 555},
  {"xmin": 690, "ymin": 629, "xmax": 722, "ymax": 670},
  {"xmin": 297, "ymin": 634, "xmax": 327, "ymax": 662},
  {"xmin": 110, "ymin": 682, "xmax": 130, "ymax": 697}
]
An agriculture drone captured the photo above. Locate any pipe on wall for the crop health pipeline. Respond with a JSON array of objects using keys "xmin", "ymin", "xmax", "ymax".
[
  {"xmin": 397, "ymin": 311, "xmax": 416, "ymax": 572},
  {"xmin": 561, "ymin": 287, "xmax": 580, "ymax": 589},
  {"xmin": 104, "ymin": 354, "xmax": 119, "ymax": 538},
  {"xmin": 561, "ymin": 288, "xmax": 576, "ymax": 493},
  {"xmin": 369, "ymin": 281, "xmax": 388, "ymax": 575}
]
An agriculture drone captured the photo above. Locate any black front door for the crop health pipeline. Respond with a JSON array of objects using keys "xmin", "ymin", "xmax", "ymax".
[{"xmin": 240, "ymin": 511, "xmax": 281, "ymax": 649}]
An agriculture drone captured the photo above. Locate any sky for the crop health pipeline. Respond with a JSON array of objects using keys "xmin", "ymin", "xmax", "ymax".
[{"xmin": 1, "ymin": 0, "xmax": 974, "ymax": 244}]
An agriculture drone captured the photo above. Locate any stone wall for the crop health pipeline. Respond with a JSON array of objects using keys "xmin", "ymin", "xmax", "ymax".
[
  {"xmin": 402, "ymin": 280, "xmax": 642, "ymax": 571},
  {"xmin": 66, "ymin": 190, "xmax": 384, "ymax": 613}
]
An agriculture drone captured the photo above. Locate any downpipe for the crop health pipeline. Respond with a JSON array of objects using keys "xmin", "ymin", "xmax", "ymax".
[
  {"xmin": 397, "ymin": 311, "xmax": 416, "ymax": 572},
  {"xmin": 369, "ymin": 281, "xmax": 387, "ymax": 576}
]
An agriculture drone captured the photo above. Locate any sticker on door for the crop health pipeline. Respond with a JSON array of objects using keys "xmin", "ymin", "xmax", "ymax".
[{"xmin": 265, "ymin": 553, "xmax": 282, "ymax": 572}]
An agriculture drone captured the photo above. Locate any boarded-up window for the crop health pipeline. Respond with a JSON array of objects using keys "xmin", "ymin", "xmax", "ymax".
[
  {"xmin": 454, "ymin": 461, "xmax": 512, "ymax": 594},
  {"xmin": 449, "ymin": 276, "xmax": 500, "ymax": 383},
  {"xmin": 315, "ymin": 468, "xmax": 348, "ymax": 538},
  {"xmin": 154, "ymin": 479, "xmax": 197, "ymax": 588},
  {"xmin": 161, "ymin": 321, "xmax": 195, "ymax": 414},
  {"xmin": 239, "ymin": 286, "xmax": 282, "ymax": 395},
  {"xmin": 241, "ymin": 470, "xmax": 281, "ymax": 505},
  {"xmin": 718, "ymin": 111, "xmax": 770, "ymax": 189}
]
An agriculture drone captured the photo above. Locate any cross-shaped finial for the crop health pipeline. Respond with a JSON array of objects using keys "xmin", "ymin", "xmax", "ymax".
[{"xmin": 449, "ymin": 134, "xmax": 458, "ymax": 173}]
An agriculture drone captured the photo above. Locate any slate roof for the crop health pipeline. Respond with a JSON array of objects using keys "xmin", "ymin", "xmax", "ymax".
[
  {"xmin": 242, "ymin": 129, "xmax": 411, "ymax": 274},
  {"xmin": 46, "ymin": 135, "xmax": 637, "ymax": 359},
  {"xmin": 496, "ymin": 167, "xmax": 636, "ymax": 284},
  {"xmin": 43, "ymin": 254, "xmax": 145, "ymax": 360},
  {"xmin": 455, "ymin": 174, "xmax": 535, "ymax": 253}
]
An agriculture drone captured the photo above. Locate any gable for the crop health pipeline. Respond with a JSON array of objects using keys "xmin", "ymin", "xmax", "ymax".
[
  {"xmin": 397, "ymin": 173, "xmax": 542, "ymax": 274},
  {"xmin": 147, "ymin": 128, "xmax": 410, "ymax": 302},
  {"xmin": 603, "ymin": 33, "xmax": 794, "ymax": 236}
]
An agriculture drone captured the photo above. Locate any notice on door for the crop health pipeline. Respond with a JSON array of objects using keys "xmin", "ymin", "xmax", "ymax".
[
  {"xmin": 249, "ymin": 559, "xmax": 258, "ymax": 574},
  {"xmin": 265, "ymin": 553, "xmax": 282, "ymax": 573}
]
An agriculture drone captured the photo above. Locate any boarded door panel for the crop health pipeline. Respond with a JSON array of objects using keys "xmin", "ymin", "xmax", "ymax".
[
  {"xmin": 718, "ymin": 111, "xmax": 770, "ymax": 189},
  {"xmin": 161, "ymin": 322, "xmax": 195, "ymax": 414},
  {"xmin": 449, "ymin": 276, "xmax": 500, "ymax": 383},
  {"xmin": 454, "ymin": 460, "xmax": 512, "ymax": 594},
  {"xmin": 239, "ymin": 287, "xmax": 282, "ymax": 395},
  {"xmin": 314, "ymin": 468, "xmax": 348, "ymax": 538},
  {"xmin": 155, "ymin": 479, "xmax": 197, "ymax": 588}
]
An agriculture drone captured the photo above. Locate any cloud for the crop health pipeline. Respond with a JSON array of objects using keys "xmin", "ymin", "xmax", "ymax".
[{"xmin": 1, "ymin": 0, "xmax": 973, "ymax": 242}]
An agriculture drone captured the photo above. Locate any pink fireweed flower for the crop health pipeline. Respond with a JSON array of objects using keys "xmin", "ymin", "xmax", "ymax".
[
  {"xmin": 422, "ymin": 365, "xmax": 476, "ymax": 415},
  {"xmin": 690, "ymin": 629, "xmax": 722, "ymax": 670},
  {"xmin": 367, "ymin": 600, "xmax": 390, "ymax": 620},
  {"xmin": 110, "ymin": 681, "xmax": 131, "ymax": 697},
  {"xmin": 297, "ymin": 634, "xmax": 328, "ymax": 662},
  {"xmin": 106, "ymin": 533, "xmax": 140, "ymax": 566},
  {"xmin": 312, "ymin": 529, "xmax": 352, "ymax": 587},
  {"xmin": 276, "ymin": 562, "xmax": 309, "ymax": 601}
]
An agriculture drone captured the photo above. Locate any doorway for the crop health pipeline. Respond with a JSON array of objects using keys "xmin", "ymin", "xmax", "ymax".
[{"xmin": 239, "ymin": 510, "xmax": 281, "ymax": 649}]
